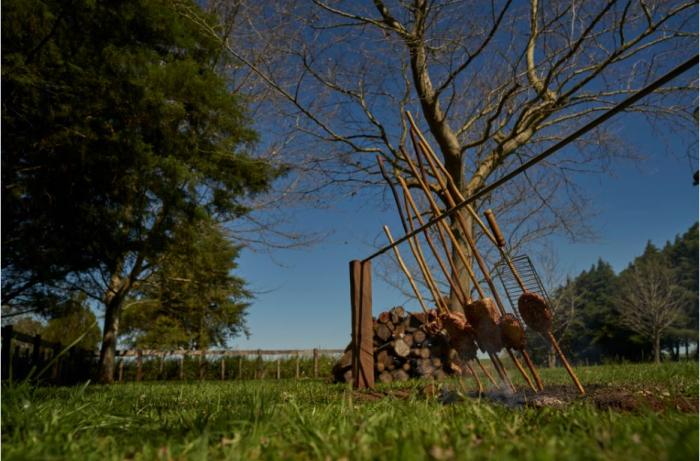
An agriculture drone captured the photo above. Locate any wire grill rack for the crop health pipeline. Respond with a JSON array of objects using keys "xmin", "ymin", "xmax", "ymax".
[{"xmin": 495, "ymin": 254, "xmax": 552, "ymax": 322}]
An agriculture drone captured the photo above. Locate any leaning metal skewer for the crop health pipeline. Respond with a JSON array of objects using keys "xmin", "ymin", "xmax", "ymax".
[
  {"xmin": 406, "ymin": 112, "xmax": 501, "ymax": 247},
  {"xmin": 484, "ymin": 209, "xmax": 584, "ymax": 395},
  {"xmin": 411, "ymin": 134, "xmax": 543, "ymax": 393},
  {"xmin": 378, "ymin": 157, "xmax": 449, "ymax": 314},
  {"xmin": 411, "ymin": 117, "xmax": 571, "ymax": 394},
  {"xmin": 402, "ymin": 206, "xmax": 493, "ymax": 390},
  {"xmin": 407, "ymin": 126, "xmax": 540, "ymax": 392},
  {"xmin": 463, "ymin": 361, "xmax": 484, "ymax": 393},
  {"xmin": 398, "ymin": 176, "xmax": 504, "ymax": 386},
  {"xmin": 385, "ymin": 227, "xmax": 484, "ymax": 390},
  {"xmin": 475, "ymin": 357, "xmax": 497, "ymax": 385},
  {"xmin": 412, "ymin": 133, "xmax": 544, "ymax": 392},
  {"xmin": 393, "ymin": 177, "xmax": 467, "ymax": 314},
  {"xmin": 397, "ymin": 160, "xmax": 518, "ymax": 392},
  {"xmin": 380, "ymin": 159, "xmax": 486, "ymax": 391},
  {"xmin": 398, "ymin": 177, "xmax": 498, "ymax": 386},
  {"xmin": 414, "ymin": 138, "xmax": 541, "ymax": 392},
  {"xmin": 382, "ymin": 226, "xmax": 430, "ymax": 315},
  {"xmin": 400, "ymin": 146, "xmax": 534, "ymax": 393}
]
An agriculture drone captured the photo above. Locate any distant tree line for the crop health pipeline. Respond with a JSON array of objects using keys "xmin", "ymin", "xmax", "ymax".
[{"xmin": 527, "ymin": 223, "xmax": 698, "ymax": 365}]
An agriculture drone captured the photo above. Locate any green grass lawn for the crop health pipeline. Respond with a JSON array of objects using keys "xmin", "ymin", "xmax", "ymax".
[{"xmin": 2, "ymin": 361, "xmax": 698, "ymax": 461}]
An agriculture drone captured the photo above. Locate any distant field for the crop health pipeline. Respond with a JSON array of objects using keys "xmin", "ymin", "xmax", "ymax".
[{"xmin": 2, "ymin": 361, "xmax": 697, "ymax": 461}]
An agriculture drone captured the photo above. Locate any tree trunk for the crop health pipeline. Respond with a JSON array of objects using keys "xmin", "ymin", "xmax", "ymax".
[
  {"xmin": 97, "ymin": 264, "xmax": 129, "ymax": 384},
  {"xmin": 97, "ymin": 294, "xmax": 123, "ymax": 384},
  {"xmin": 653, "ymin": 334, "xmax": 661, "ymax": 364}
]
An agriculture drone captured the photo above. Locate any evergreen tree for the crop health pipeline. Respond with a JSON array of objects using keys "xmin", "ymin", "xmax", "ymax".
[
  {"xmin": 565, "ymin": 260, "xmax": 643, "ymax": 362},
  {"xmin": 120, "ymin": 220, "xmax": 250, "ymax": 350},
  {"xmin": 2, "ymin": 0, "xmax": 281, "ymax": 382},
  {"xmin": 663, "ymin": 223, "xmax": 699, "ymax": 355}
]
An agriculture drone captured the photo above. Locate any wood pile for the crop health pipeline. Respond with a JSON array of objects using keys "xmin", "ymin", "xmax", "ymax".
[{"xmin": 332, "ymin": 306, "xmax": 456, "ymax": 384}]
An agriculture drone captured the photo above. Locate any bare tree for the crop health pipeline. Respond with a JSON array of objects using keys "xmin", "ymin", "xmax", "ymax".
[
  {"xmin": 617, "ymin": 257, "xmax": 684, "ymax": 363},
  {"xmin": 183, "ymin": 0, "xmax": 697, "ymax": 311}
]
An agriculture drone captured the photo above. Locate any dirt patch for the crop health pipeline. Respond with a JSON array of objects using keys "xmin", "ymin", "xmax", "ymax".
[
  {"xmin": 420, "ymin": 383, "xmax": 698, "ymax": 413},
  {"xmin": 587, "ymin": 385, "xmax": 698, "ymax": 413},
  {"xmin": 348, "ymin": 382, "xmax": 698, "ymax": 413},
  {"xmin": 592, "ymin": 391, "xmax": 662, "ymax": 412}
]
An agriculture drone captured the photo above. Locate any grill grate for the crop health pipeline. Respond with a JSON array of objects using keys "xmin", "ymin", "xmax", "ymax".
[{"xmin": 495, "ymin": 254, "xmax": 552, "ymax": 322}]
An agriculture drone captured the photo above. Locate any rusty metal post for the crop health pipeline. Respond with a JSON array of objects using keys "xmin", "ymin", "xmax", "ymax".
[{"xmin": 350, "ymin": 259, "xmax": 374, "ymax": 389}]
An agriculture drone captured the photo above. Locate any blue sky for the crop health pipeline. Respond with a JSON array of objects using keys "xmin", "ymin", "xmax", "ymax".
[{"xmin": 231, "ymin": 113, "xmax": 699, "ymax": 351}]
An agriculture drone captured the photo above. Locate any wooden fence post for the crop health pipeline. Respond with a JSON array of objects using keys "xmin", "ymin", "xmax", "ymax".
[
  {"xmin": 221, "ymin": 357, "xmax": 226, "ymax": 380},
  {"xmin": 295, "ymin": 352, "xmax": 300, "ymax": 379},
  {"xmin": 256, "ymin": 349, "xmax": 262, "ymax": 379},
  {"xmin": 313, "ymin": 349, "xmax": 319, "ymax": 379},
  {"xmin": 135, "ymin": 349, "xmax": 143, "ymax": 382},
  {"xmin": 32, "ymin": 334, "xmax": 42, "ymax": 372},
  {"xmin": 350, "ymin": 259, "xmax": 374, "ymax": 389},
  {"xmin": 238, "ymin": 356, "xmax": 243, "ymax": 379},
  {"xmin": 276, "ymin": 359, "xmax": 281, "ymax": 380},
  {"xmin": 1, "ymin": 325, "xmax": 13, "ymax": 381},
  {"xmin": 179, "ymin": 354, "xmax": 185, "ymax": 380}
]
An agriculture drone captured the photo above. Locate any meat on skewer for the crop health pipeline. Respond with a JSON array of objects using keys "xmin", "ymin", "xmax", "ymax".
[
  {"xmin": 500, "ymin": 313, "xmax": 526, "ymax": 351},
  {"xmin": 518, "ymin": 292, "xmax": 585, "ymax": 395},
  {"xmin": 518, "ymin": 292, "xmax": 553, "ymax": 333}
]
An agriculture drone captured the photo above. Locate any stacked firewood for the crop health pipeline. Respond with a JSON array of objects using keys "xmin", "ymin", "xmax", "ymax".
[{"xmin": 332, "ymin": 306, "xmax": 456, "ymax": 384}]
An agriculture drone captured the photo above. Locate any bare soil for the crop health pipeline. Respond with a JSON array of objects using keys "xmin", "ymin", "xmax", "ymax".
[{"xmin": 351, "ymin": 383, "xmax": 699, "ymax": 413}]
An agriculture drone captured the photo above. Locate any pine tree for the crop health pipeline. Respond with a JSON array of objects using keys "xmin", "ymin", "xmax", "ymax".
[{"xmin": 2, "ymin": 0, "xmax": 281, "ymax": 382}]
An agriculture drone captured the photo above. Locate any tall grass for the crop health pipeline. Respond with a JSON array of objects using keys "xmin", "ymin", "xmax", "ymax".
[{"xmin": 2, "ymin": 362, "xmax": 697, "ymax": 460}]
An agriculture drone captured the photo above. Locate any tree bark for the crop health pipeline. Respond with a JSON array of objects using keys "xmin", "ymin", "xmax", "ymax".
[
  {"xmin": 97, "ymin": 258, "xmax": 138, "ymax": 384},
  {"xmin": 653, "ymin": 334, "xmax": 661, "ymax": 364},
  {"xmin": 448, "ymin": 213, "xmax": 473, "ymax": 313},
  {"xmin": 97, "ymin": 289, "xmax": 124, "ymax": 384}
]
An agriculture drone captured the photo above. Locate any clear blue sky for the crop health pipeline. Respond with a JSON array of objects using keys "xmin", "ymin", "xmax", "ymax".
[{"xmin": 230, "ymin": 112, "xmax": 698, "ymax": 351}]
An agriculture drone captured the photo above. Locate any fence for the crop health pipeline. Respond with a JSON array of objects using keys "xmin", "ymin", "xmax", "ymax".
[
  {"xmin": 1, "ymin": 325, "xmax": 344, "ymax": 384},
  {"xmin": 0, "ymin": 324, "xmax": 95, "ymax": 384},
  {"xmin": 113, "ymin": 348, "xmax": 345, "ymax": 383}
]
